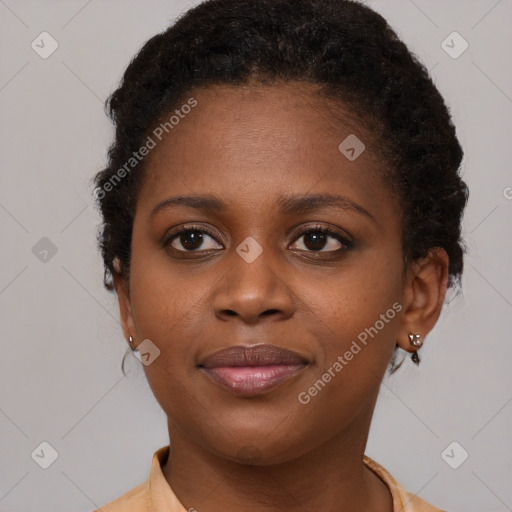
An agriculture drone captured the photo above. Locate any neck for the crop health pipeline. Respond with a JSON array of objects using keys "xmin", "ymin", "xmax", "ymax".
[{"xmin": 162, "ymin": 414, "xmax": 393, "ymax": 512}]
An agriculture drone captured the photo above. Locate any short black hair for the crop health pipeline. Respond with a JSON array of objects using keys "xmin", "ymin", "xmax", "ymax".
[{"xmin": 93, "ymin": 0, "xmax": 468, "ymax": 353}]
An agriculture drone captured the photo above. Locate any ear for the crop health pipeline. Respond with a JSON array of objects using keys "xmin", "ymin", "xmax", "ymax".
[
  {"xmin": 112, "ymin": 257, "xmax": 136, "ymax": 347},
  {"xmin": 397, "ymin": 248, "xmax": 449, "ymax": 353}
]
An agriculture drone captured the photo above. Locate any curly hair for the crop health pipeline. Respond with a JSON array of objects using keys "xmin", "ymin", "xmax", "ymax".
[{"xmin": 93, "ymin": 0, "xmax": 468, "ymax": 370}]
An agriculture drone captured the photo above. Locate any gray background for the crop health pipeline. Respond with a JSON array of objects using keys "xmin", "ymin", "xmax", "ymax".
[{"xmin": 0, "ymin": 1, "xmax": 511, "ymax": 511}]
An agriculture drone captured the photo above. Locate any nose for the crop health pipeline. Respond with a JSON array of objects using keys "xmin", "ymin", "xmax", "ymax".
[{"xmin": 212, "ymin": 245, "xmax": 295, "ymax": 324}]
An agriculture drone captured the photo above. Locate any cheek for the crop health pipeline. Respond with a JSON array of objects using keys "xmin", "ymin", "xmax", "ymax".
[
  {"xmin": 127, "ymin": 237, "xmax": 215, "ymax": 383},
  {"xmin": 295, "ymin": 251, "xmax": 403, "ymax": 403},
  {"xmin": 128, "ymin": 258, "xmax": 212, "ymax": 418},
  {"xmin": 130, "ymin": 261, "xmax": 212, "ymax": 350},
  {"xmin": 301, "ymin": 252, "xmax": 403, "ymax": 338}
]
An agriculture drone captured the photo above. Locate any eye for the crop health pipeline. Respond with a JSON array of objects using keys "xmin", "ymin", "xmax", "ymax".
[
  {"xmin": 164, "ymin": 226, "xmax": 223, "ymax": 252},
  {"xmin": 163, "ymin": 224, "xmax": 351, "ymax": 255},
  {"xmin": 290, "ymin": 226, "xmax": 351, "ymax": 253}
]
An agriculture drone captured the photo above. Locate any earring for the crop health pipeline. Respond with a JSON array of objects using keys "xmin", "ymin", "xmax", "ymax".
[
  {"xmin": 408, "ymin": 333, "xmax": 422, "ymax": 366},
  {"xmin": 129, "ymin": 335, "xmax": 137, "ymax": 351},
  {"xmin": 408, "ymin": 333, "xmax": 423, "ymax": 348}
]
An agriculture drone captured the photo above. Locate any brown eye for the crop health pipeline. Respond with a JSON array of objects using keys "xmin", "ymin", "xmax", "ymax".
[
  {"xmin": 290, "ymin": 227, "xmax": 350, "ymax": 253},
  {"xmin": 166, "ymin": 228, "xmax": 223, "ymax": 252}
]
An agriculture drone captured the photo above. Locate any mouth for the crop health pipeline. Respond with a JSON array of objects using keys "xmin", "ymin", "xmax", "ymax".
[{"xmin": 198, "ymin": 344, "xmax": 309, "ymax": 396}]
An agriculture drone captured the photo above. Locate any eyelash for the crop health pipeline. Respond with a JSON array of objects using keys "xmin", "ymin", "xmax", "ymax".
[
  {"xmin": 163, "ymin": 223, "xmax": 353, "ymax": 255},
  {"xmin": 292, "ymin": 225, "xmax": 353, "ymax": 253}
]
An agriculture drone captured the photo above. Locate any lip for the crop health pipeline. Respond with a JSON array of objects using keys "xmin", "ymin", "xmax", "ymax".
[{"xmin": 198, "ymin": 344, "xmax": 308, "ymax": 396}]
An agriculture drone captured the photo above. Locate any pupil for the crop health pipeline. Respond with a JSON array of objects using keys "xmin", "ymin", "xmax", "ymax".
[
  {"xmin": 181, "ymin": 232, "xmax": 203, "ymax": 250},
  {"xmin": 304, "ymin": 232, "xmax": 326, "ymax": 251}
]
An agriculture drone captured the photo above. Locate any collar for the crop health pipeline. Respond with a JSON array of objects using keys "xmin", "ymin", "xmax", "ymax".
[{"xmin": 143, "ymin": 446, "xmax": 441, "ymax": 512}]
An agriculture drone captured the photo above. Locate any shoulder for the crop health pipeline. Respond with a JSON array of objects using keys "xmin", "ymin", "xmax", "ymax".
[
  {"xmin": 401, "ymin": 489, "xmax": 447, "ymax": 512},
  {"xmin": 93, "ymin": 480, "xmax": 149, "ymax": 512},
  {"xmin": 93, "ymin": 445, "xmax": 171, "ymax": 511},
  {"xmin": 363, "ymin": 455, "xmax": 446, "ymax": 512}
]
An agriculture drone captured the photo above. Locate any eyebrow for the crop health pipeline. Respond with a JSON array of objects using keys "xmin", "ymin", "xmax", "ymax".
[{"xmin": 150, "ymin": 193, "xmax": 374, "ymax": 221}]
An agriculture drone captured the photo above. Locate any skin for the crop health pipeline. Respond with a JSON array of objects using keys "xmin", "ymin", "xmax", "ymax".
[{"xmin": 114, "ymin": 83, "xmax": 449, "ymax": 512}]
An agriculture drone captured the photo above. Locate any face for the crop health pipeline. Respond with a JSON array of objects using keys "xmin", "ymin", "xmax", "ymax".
[{"xmin": 116, "ymin": 83, "xmax": 443, "ymax": 465}]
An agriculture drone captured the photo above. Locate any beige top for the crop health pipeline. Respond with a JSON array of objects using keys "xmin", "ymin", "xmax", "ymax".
[{"xmin": 96, "ymin": 446, "xmax": 444, "ymax": 511}]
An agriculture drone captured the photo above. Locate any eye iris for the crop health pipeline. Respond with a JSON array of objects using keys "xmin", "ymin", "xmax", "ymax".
[
  {"xmin": 181, "ymin": 231, "xmax": 203, "ymax": 250},
  {"xmin": 304, "ymin": 231, "xmax": 327, "ymax": 251}
]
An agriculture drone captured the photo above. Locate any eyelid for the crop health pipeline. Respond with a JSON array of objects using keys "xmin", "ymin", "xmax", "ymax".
[
  {"xmin": 162, "ymin": 223, "xmax": 224, "ymax": 248},
  {"xmin": 289, "ymin": 224, "xmax": 353, "ymax": 250}
]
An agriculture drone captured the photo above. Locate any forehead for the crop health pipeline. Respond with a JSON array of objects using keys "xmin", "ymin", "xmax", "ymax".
[{"xmin": 138, "ymin": 83, "xmax": 392, "ymax": 215}]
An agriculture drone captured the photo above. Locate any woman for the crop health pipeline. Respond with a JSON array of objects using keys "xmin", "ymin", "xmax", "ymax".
[{"xmin": 93, "ymin": 0, "xmax": 468, "ymax": 510}]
